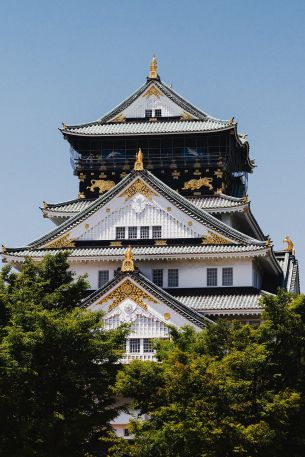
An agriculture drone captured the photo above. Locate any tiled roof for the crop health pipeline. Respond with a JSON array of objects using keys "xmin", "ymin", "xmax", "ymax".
[
  {"xmin": 177, "ymin": 292, "xmax": 267, "ymax": 314},
  {"xmin": 81, "ymin": 270, "xmax": 211, "ymax": 328},
  {"xmin": 274, "ymin": 251, "xmax": 300, "ymax": 293},
  {"xmin": 44, "ymin": 194, "xmax": 246, "ymax": 216},
  {"xmin": 44, "ymin": 199, "xmax": 95, "ymax": 213},
  {"xmin": 4, "ymin": 243, "xmax": 268, "ymax": 260},
  {"xmin": 188, "ymin": 195, "xmax": 245, "ymax": 211},
  {"xmin": 27, "ymin": 170, "xmax": 265, "ymax": 249},
  {"xmin": 63, "ymin": 119, "xmax": 232, "ymax": 137},
  {"xmin": 77, "ymin": 79, "xmax": 224, "ymax": 125}
]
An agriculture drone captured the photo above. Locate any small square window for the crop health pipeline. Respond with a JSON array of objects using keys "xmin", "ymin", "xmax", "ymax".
[
  {"xmin": 207, "ymin": 268, "xmax": 217, "ymax": 287},
  {"xmin": 155, "ymin": 109, "xmax": 162, "ymax": 118},
  {"xmin": 98, "ymin": 270, "xmax": 109, "ymax": 288},
  {"xmin": 168, "ymin": 269, "xmax": 178, "ymax": 288},
  {"xmin": 152, "ymin": 226, "xmax": 162, "ymax": 239},
  {"xmin": 116, "ymin": 227, "xmax": 125, "ymax": 239},
  {"xmin": 128, "ymin": 226, "xmax": 138, "ymax": 239},
  {"xmin": 129, "ymin": 338, "xmax": 141, "ymax": 353},
  {"xmin": 222, "ymin": 267, "xmax": 233, "ymax": 286},
  {"xmin": 140, "ymin": 226, "xmax": 150, "ymax": 239},
  {"xmin": 124, "ymin": 428, "xmax": 129, "ymax": 437},
  {"xmin": 143, "ymin": 338, "xmax": 154, "ymax": 353},
  {"xmin": 145, "ymin": 109, "xmax": 153, "ymax": 118}
]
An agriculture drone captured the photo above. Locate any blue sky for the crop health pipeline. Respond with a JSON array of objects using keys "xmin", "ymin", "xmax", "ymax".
[{"xmin": 0, "ymin": 0, "xmax": 304, "ymax": 286}]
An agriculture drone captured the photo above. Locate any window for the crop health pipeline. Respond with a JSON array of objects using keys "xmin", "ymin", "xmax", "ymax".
[
  {"xmin": 168, "ymin": 269, "xmax": 179, "ymax": 287},
  {"xmin": 140, "ymin": 226, "xmax": 150, "ymax": 239},
  {"xmin": 124, "ymin": 429, "xmax": 129, "ymax": 437},
  {"xmin": 143, "ymin": 338, "xmax": 154, "ymax": 353},
  {"xmin": 98, "ymin": 270, "xmax": 109, "ymax": 288},
  {"xmin": 222, "ymin": 267, "xmax": 233, "ymax": 286},
  {"xmin": 116, "ymin": 227, "xmax": 125, "ymax": 239},
  {"xmin": 155, "ymin": 109, "xmax": 162, "ymax": 118},
  {"xmin": 152, "ymin": 226, "xmax": 162, "ymax": 238},
  {"xmin": 207, "ymin": 268, "xmax": 217, "ymax": 287},
  {"xmin": 129, "ymin": 338, "xmax": 141, "ymax": 353},
  {"xmin": 153, "ymin": 269, "xmax": 163, "ymax": 287},
  {"xmin": 128, "ymin": 226, "xmax": 137, "ymax": 239},
  {"xmin": 253, "ymin": 271, "xmax": 258, "ymax": 288},
  {"xmin": 145, "ymin": 109, "xmax": 153, "ymax": 118}
]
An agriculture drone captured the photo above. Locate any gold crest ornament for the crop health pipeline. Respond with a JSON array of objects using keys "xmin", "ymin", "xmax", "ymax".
[
  {"xmin": 134, "ymin": 148, "xmax": 144, "ymax": 171},
  {"xmin": 149, "ymin": 54, "xmax": 158, "ymax": 79},
  {"xmin": 99, "ymin": 279, "xmax": 159, "ymax": 312},
  {"xmin": 121, "ymin": 246, "xmax": 135, "ymax": 272},
  {"xmin": 283, "ymin": 235, "xmax": 294, "ymax": 253}
]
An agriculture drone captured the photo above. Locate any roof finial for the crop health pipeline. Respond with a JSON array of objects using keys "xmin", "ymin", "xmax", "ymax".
[
  {"xmin": 134, "ymin": 148, "xmax": 144, "ymax": 171},
  {"xmin": 149, "ymin": 54, "xmax": 158, "ymax": 79},
  {"xmin": 121, "ymin": 245, "xmax": 135, "ymax": 272},
  {"xmin": 283, "ymin": 235, "xmax": 294, "ymax": 253}
]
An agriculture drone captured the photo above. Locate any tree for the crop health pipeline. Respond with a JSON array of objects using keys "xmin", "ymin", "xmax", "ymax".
[
  {"xmin": 112, "ymin": 291, "xmax": 305, "ymax": 457},
  {"xmin": 0, "ymin": 253, "xmax": 128, "ymax": 457}
]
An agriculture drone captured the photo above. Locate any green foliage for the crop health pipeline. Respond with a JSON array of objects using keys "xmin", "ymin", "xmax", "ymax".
[
  {"xmin": 112, "ymin": 291, "xmax": 305, "ymax": 457},
  {"xmin": 0, "ymin": 253, "xmax": 128, "ymax": 457}
]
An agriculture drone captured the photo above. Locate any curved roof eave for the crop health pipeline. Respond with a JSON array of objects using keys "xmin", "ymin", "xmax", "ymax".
[{"xmin": 21, "ymin": 170, "xmax": 267, "ymax": 250}]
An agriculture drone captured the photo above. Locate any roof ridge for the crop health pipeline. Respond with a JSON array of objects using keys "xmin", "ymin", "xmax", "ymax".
[
  {"xmin": 80, "ymin": 270, "xmax": 212, "ymax": 327},
  {"xmin": 61, "ymin": 78, "xmax": 230, "ymax": 130},
  {"xmin": 23, "ymin": 168, "xmax": 264, "ymax": 249},
  {"xmin": 155, "ymin": 80, "xmax": 229, "ymax": 123},
  {"xmin": 45, "ymin": 197, "xmax": 95, "ymax": 208}
]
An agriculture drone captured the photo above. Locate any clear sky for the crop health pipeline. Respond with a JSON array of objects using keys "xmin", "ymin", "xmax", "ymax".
[{"xmin": 0, "ymin": 0, "xmax": 304, "ymax": 287}]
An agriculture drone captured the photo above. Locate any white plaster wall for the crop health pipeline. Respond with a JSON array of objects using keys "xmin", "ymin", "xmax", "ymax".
[
  {"xmin": 78, "ymin": 202, "xmax": 199, "ymax": 241},
  {"xmin": 71, "ymin": 257, "xmax": 254, "ymax": 289},
  {"xmin": 120, "ymin": 90, "xmax": 186, "ymax": 119}
]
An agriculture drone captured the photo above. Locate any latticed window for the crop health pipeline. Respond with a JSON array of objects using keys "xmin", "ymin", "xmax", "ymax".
[
  {"xmin": 98, "ymin": 270, "xmax": 109, "ymax": 288},
  {"xmin": 155, "ymin": 109, "xmax": 162, "ymax": 118},
  {"xmin": 153, "ymin": 269, "xmax": 163, "ymax": 287},
  {"xmin": 222, "ymin": 267, "xmax": 233, "ymax": 286},
  {"xmin": 152, "ymin": 226, "xmax": 162, "ymax": 238},
  {"xmin": 143, "ymin": 338, "xmax": 154, "ymax": 353},
  {"xmin": 128, "ymin": 226, "xmax": 138, "ymax": 239},
  {"xmin": 207, "ymin": 268, "xmax": 217, "ymax": 287},
  {"xmin": 140, "ymin": 226, "xmax": 150, "ymax": 239},
  {"xmin": 168, "ymin": 269, "xmax": 179, "ymax": 287},
  {"xmin": 145, "ymin": 109, "xmax": 153, "ymax": 118},
  {"xmin": 129, "ymin": 338, "xmax": 141, "ymax": 353},
  {"xmin": 116, "ymin": 227, "xmax": 125, "ymax": 239}
]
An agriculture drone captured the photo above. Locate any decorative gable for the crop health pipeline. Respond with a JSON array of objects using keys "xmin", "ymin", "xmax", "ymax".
[
  {"xmin": 28, "ymin": 168, "xmax": 263, "ymax": 250},
  {"xmin": 86, "ymin": 276, "xmax": 204, "ymax": 332},
  {"xmin": 77, "ymin": 193, "xmax": 201, "ymax": 241},
  {"xmin": 108, "ymin": 82, "xmax": 196, "ymax": 121}
]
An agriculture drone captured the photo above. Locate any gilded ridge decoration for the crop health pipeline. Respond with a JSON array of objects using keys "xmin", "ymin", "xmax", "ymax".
[
  {"xmin": 98, "ymin": 279, "xmax": 158, "ymax": 312},
  {"xmin": 283, "ymin": 235, "xmax": 294, "ymax": 253},
  {"xmin": 111, "ymin": 114, "xmax": 125, "ymax": 123},
  {"xmin": 148, "ymin": 55, "xmax": 158, "ymax": 79},
  {"xmin": 87, "ymin": 179, "xmax": 115, "ymax": 194},
  {"xmin": 143, "ymin": 86, "xmax": 162, "ymax": 99},
  {"xmin": 202, "ymin": 230, "xmax": 231, "ymax": 245},
  {"xmin": 183, "ymin": 177, "xmax": 213, "ymax": 191},
  {"xmin": 121, "ymin": 246, "xmax": 135, "ymax": 272},
  {"xmin": 134, "ymin": 148, "xmax": 144, "ymax": 171},
  {"xmin": 119, "ymin": 178, "xmax": 157, "ymax": 201},
  {"xmin": 180, "ymin": 111, "xmax": 194, "ymax": 120},
  {"xmin": 45, "ymin": 233, "xmax": 75, "ymax": 249}
]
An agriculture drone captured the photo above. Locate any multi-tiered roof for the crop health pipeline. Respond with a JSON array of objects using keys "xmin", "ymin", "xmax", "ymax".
[
  {"xmin": 1, "ymin": 57, "xmax": 300, "ymax": 323},
  {"xmin": 60, "ymin": 56, "xmax": 253, "ymax": 200}
]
